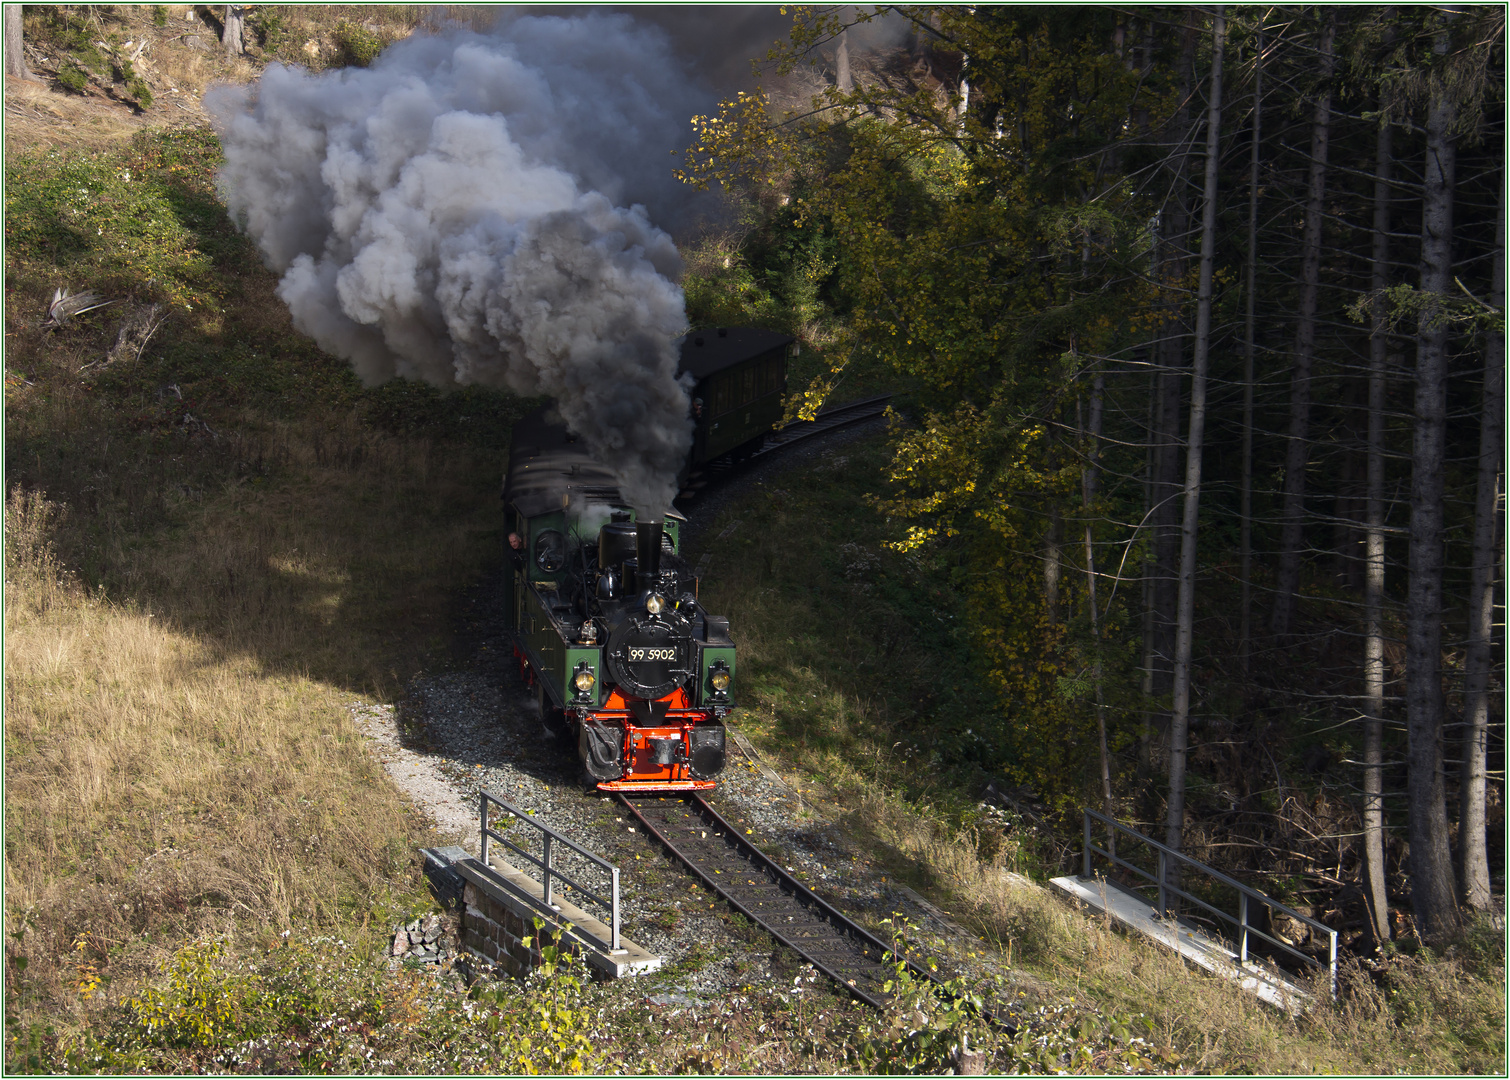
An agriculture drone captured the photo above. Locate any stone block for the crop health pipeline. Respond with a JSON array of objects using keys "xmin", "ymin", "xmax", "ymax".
[{"xmin": 434, "ymin": 847, "xmax": 662, "ymax": 980}]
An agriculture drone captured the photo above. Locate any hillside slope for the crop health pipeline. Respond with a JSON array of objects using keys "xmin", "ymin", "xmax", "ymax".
[{"xmin": 4, "ymin": 7, "xmax": 1503, "ymax": 1074}]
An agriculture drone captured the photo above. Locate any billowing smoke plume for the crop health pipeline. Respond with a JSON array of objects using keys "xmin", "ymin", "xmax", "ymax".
[{"xmin": 208, "ymin": 13, "xmax": 717, "ymax": 514}]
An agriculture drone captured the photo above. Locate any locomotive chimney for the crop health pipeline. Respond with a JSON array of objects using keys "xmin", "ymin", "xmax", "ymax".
[{"xmin": 636, "ymin": 518, "xmax": 663, "ymax": 591}]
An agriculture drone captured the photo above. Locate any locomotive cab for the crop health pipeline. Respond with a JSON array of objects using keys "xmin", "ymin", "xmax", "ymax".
[{"xmin": 503, "ymin": 406, "xmax": 735, "ymax": 792}]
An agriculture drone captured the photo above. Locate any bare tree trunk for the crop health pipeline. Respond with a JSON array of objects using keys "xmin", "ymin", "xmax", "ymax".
[
  {"xmin": 1407, "ymin": 11, "xmax": 1463, "ymax": 943},
  {"xmin": 1271, "ymin": 13, "xmax": 1335, "ymax": 639},
  {"xmin": 1043, "ymin": 418, "xmax": 1063, "ymax": 626},
  {"xmin": 1134, "ymin": 22, "xmax": 1160, "ymax": 801},
  {"xmin": 222, "ymin": 5, "xmax": 245, "ymax": 56},
  {"xmin": 1138, "ymin": 371, "xmax": 1158, "ymax": 793},
  {"xmin": 5, "ymin": 6, "xmax": 36, "ymax": 82},
  {"xmin": 1149, "ymin": 24, "xmax": 1199, "ymax": 725},
  {"xmin": 1362, "ymin": 110, "xmax": 1394, "ymax": 949},
  {"xmin": 1239, "ymin": 23, "xmax": 1262, "ymax": 674},
  {"xmin": 1081, "ymin": 374, "xmax": 1112, "ymax": 819},
  {"xmin": 1045, "ymin": 511, "xmax": 1063, "ymax": 628},
  {"xmin": 836, "ymin": 28, "xmax": 853, "ymax": 91},
  {"xmin": 1167, "ymin": 8, "xmax": 1224, "ymax": 874},
  {"xmin": 1459, "ymin": 182, "xmax": 1504, "ymax": 913}
]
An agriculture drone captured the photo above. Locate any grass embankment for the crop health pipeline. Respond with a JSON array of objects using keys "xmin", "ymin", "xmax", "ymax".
[
  {"xmin": 698, "ymin": 436, "xmax": 1506, "ymax": 1075},
  {"xmin": 3, "ymin": 99, "xmax": 1500, "ymax": 1074},
  {"xmin": 2, "ymin": 123, "xmax": 541, "ymax": 1070}
]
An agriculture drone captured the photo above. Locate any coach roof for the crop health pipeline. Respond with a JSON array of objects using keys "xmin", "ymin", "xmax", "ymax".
[{"xmin": 676, "ymin": 326, "xmax": 793, "ymax": 382}]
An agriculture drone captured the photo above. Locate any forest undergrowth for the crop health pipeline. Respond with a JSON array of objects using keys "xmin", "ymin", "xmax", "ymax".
[{"xmin": 4, "ymin": 6, "xmax": 1504, "ymax": 1074}]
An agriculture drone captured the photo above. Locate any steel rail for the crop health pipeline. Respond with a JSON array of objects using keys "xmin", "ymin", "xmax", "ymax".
[
  {"xmin": 618, "ymin": 791, "xmax": 1008, "ymax": 1023},
  {"xmin": 753, "ymin": 394, "xmax": 893, "ymax": 457}
]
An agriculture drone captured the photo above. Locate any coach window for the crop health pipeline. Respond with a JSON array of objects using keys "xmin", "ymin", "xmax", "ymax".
[{"xmin": 763, "ymin": 354, "xmax": 782, "ymax": 394}]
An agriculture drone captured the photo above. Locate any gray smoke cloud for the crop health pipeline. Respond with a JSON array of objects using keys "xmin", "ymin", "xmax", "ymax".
[{"xmin": 208, "ymin": 13, "xmax": 717, "ymax": 515}]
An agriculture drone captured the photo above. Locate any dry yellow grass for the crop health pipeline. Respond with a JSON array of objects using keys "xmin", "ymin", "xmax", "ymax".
[
  {"xmin": 707, "ymin": 465, "xmax": 1505, "ymax": 1074},
  {"xmin": 2, "ymin": 408, "xmax": 503, "ymax": 1042},
  {"xmin": 783, "ymin": 773, "xmax": 1506, "ymax": 1074}
]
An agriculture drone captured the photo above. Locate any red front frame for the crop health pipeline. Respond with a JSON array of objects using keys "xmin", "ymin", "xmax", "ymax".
[
  {"xmin": 581, "ymin": 688, "xmax": 717, "ymax": 791},
  {"xmin": 515, "ymin": 644, "xmax": 718, "ymax": 791}
]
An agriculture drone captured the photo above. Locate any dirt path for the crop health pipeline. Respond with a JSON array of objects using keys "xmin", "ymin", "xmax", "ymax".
[{"xmin": 349, "ymin": 699, "xmax": 479, "ymax": 850}]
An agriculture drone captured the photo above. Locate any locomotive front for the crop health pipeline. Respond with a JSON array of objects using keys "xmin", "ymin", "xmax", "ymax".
[{"xmin": 505, "ymin": 408, "xmax": 734, "ymax": 792}]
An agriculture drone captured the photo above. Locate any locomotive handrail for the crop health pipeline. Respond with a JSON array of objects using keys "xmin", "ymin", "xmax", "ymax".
[
  {"xmin": 479, "ymin": 790, "xmax": 623, "ymax": 953},
  {"xmin": 1080, "ymin": 808, "xmax": 1336, "ymax": 999}
]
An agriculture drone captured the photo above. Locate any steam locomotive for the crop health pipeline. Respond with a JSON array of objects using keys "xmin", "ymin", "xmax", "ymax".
[{"xmin": 504, "ymin": 327, "xmax": 792, "ymax": 791}]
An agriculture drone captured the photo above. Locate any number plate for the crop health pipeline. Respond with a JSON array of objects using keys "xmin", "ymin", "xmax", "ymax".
[{"xmin": 629, "ymin": 647, "xmax": 677, "ymax": 662}]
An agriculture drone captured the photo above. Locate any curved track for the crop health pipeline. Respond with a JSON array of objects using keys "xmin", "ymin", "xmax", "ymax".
[
  {"xmin": 619, "ymin": 791, "xmax": 1007, "ymax": 1023},
  {"xmin": 677, "ymin": 394, "xmax": 891, "ymax": 502}
]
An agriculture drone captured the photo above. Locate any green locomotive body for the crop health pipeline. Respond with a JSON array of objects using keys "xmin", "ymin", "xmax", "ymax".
[
  {"xmin": 502, "ymin": 327, "xmax": 788, "ymax": 791},
  {"xmin": 504, "ymin": 410, "xmax": 736, "ymax": 792}
]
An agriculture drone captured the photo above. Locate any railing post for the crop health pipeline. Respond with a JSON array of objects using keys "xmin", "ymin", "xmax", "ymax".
[
  {"xmin": 1329, "ymin": 929, "xmax": 1338, "ymax": 1000},
  {"xmin": 543, "ymin": 834, "xmax": 554, "ymax": 908},
  {"xmin": 1238, "ymin": 891, "xmax": 1248, "ymax": 965},
  {"xmin": 480, "ymin": 793, "xmax": 490, "ymax": 866},
  {"xmin": 1083, "ymin": 811, "xmax": 1092, "ymax": 879},
  {"xmin": 1157, "ymin": 849, "xmax": 1167, "ymax": 919},
  {"xmin": 611, "ymin": 867, "xmax": 621, "ymax": 951}
]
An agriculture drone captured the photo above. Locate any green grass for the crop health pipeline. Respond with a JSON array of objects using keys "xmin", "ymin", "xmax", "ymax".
[
  {"xmin": 6, "ymin": 132, "xmax": 224, "ymax": 313},
  {"xmin": 698, "ymin": 436, "xmax": 1000, "ymax": 809},
  {"xmin": 694, "ymin": 436, "xmax": 1505, "ymax": 1075},
  {"xmin": 4, "ymin": 114, "xmax": 1502, "ymax": 1077}
]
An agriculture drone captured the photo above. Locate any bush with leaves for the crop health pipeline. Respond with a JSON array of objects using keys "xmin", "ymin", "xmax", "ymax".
[
  {"xmin": 248, "ymin": 8, "xmax": 290, "ymax": 53},
  {"xmin": 332, "ymin": 21, "xmax": 385, "ymax": 68},
  {"xmin": 842, "ymin": 920, "xmax": 1000, "ymax": 1074}
]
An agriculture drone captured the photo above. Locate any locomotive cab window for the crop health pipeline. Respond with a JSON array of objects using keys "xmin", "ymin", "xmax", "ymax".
[{"xmin": 534, "ymin": 529, "xmax": 567, "ymax": 573}]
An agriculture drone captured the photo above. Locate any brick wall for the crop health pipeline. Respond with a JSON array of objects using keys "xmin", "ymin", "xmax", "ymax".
[{"xmin": 460, "ymin": 881, "xmax": 581, "ymax": 979}]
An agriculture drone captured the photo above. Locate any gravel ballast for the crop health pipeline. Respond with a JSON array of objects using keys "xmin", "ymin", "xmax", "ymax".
[{"xmin": 347, "ymin": 424, "xmax": 1005, "ymax": 1004}]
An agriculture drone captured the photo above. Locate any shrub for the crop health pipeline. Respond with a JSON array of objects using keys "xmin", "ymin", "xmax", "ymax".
[
  {"xmin": 114, "ymin": 58, "xmax": 153, "ymax": 110},
  {"xmin": 248, "ymin": 8, "xmax": 289, "ymax": 53},
  {"xmin": 127, "ymin": 941, "xmax": 244, "ymax": 1049},
  {"xmin": 331, "ymin": 21, "xmax": 384, "ymax": 68},
  {"xmin": 56, "ymin": 61, "xmax": 89, "ymax": 94}
]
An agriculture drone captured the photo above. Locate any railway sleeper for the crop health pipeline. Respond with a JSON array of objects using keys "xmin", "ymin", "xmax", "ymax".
[{"xmin": 623, "ymin": 792, "xmax": 1001, "ymax": 1020}]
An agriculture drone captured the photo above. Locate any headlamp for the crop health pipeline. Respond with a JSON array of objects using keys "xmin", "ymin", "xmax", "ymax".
[
  {"xmin": 709, "ymin": 660, "xmax": 732, "ymax": 697},
  {"xmin": 646, "ymin": 592, "xmax": 666, "ymax": 615},
  {"xmin": 573, "ymin": 669, "xmax": 596, "ymax": 693}
]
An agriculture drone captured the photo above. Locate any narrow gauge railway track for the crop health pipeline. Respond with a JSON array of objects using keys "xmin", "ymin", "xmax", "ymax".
[
  {"xmin": 619, "ymin": 791, "xmax": 1003, "ymax": 1023},
  {"xmin": 678, "ymin": 394, "xmax": 891, "ymax": 501}
]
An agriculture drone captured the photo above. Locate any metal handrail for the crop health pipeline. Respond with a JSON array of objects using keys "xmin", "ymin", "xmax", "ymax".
[
  {"xmin": 1081, "ymin": 808, "xmax": 1337, "ymax": 999},
  {"xmin": 479, "ymin": 790, "xmax": 623, "ymax": 953}
]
